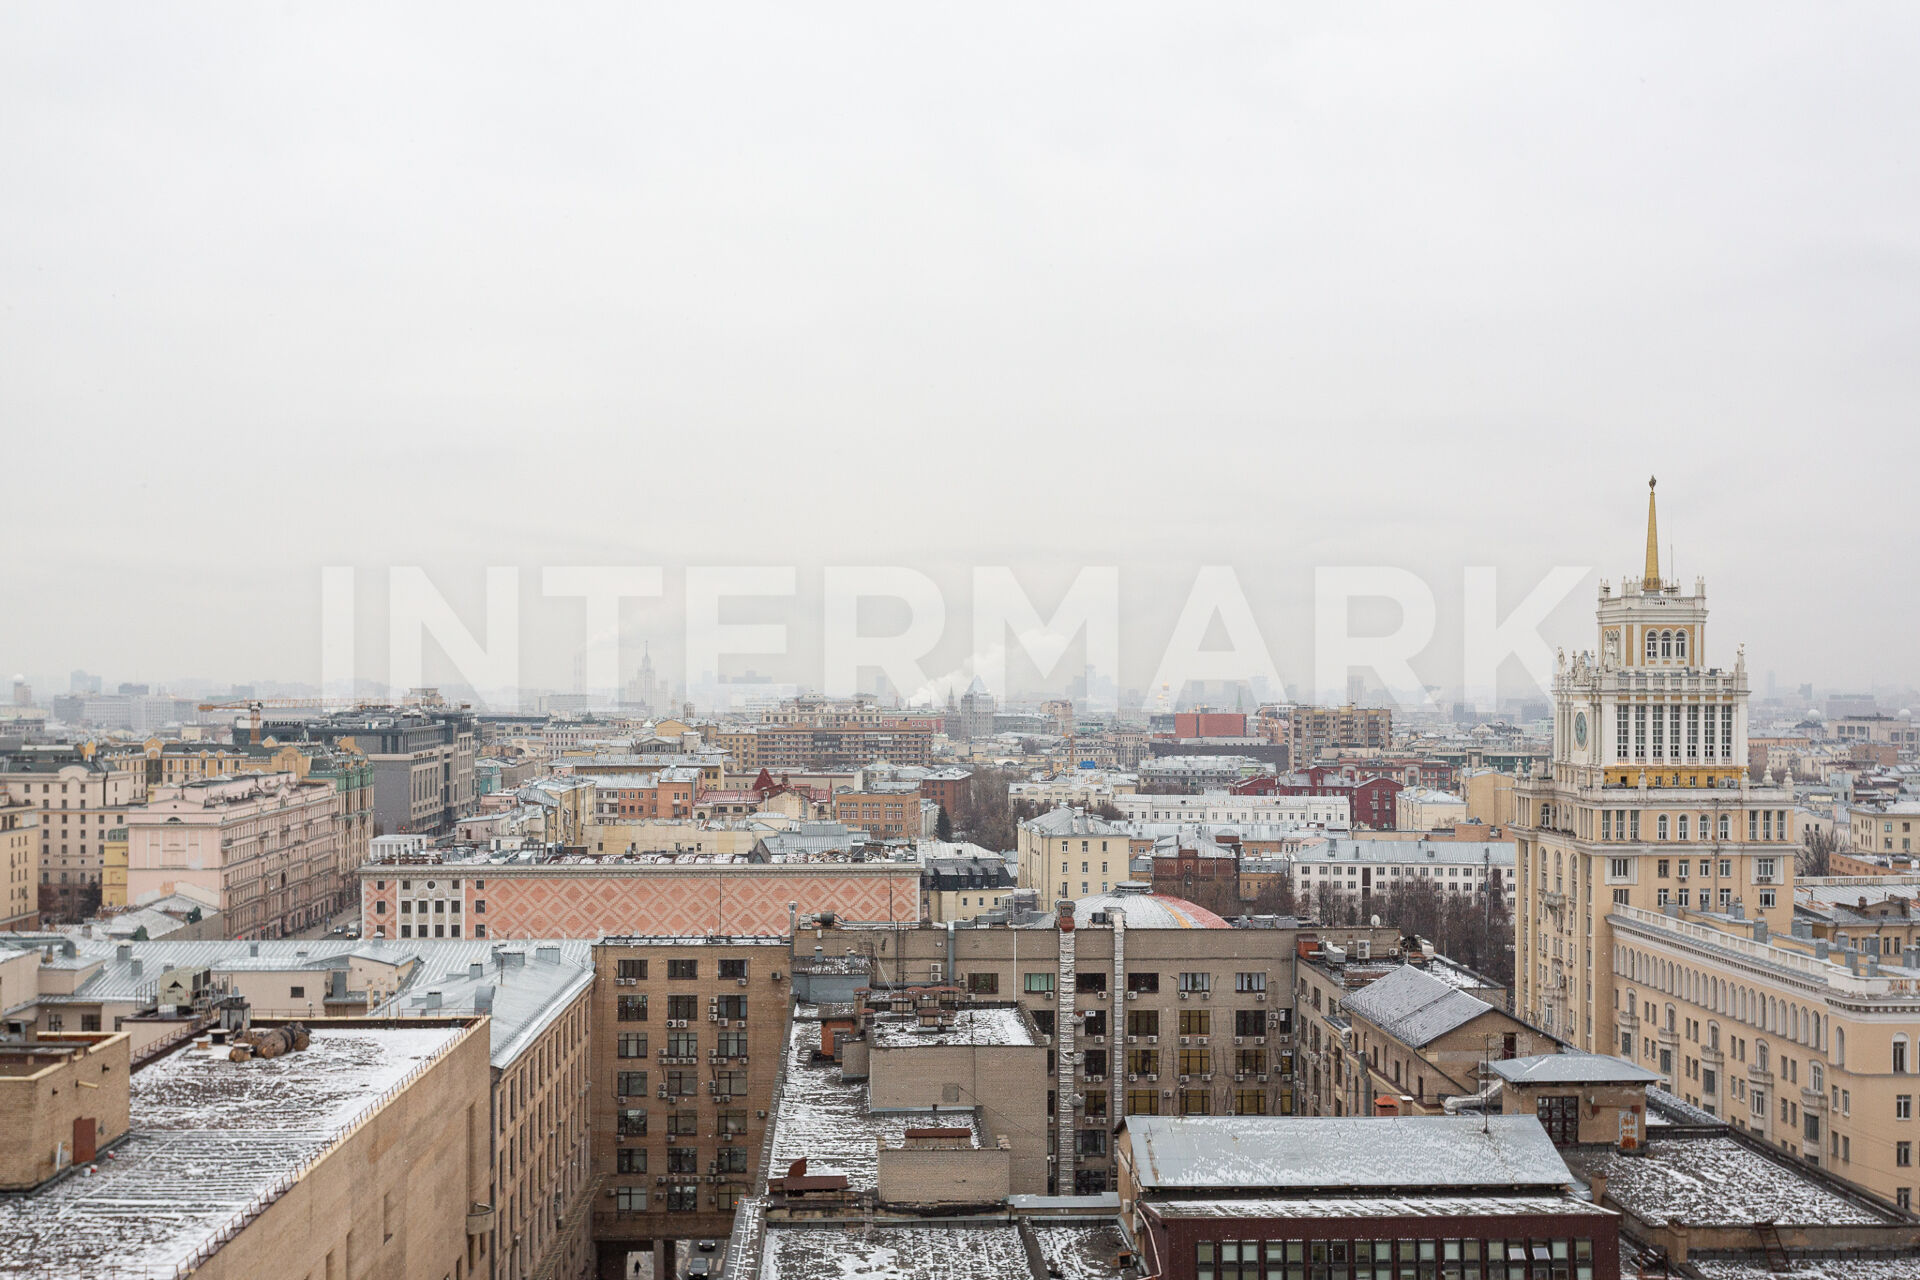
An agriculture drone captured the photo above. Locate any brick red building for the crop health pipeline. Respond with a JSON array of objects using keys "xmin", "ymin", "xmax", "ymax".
[
  {"xmin": 917, "ymin": 767, "xmax": 973, "ymax": 819},
  {"xmin": 1173, "ymin": 712, "xmax": 1247, "ymax": 739},
  {"xmin": 1233, "ymin": 771, "xmax": 1403, "ymax": 830},
  {"xmin": 1146, "ymin": 840, "xmax": 1241, "ymax": 917}
]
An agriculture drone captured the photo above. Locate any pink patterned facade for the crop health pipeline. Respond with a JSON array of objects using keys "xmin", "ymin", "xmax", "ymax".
[{"xmin": 357, "ymin": 863, "xmax": 921, "ymax": 940}]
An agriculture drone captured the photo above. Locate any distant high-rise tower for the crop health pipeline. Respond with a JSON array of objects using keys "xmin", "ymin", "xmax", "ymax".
[
  {"xmin": 1514, "ymin": 479, "xmax": 1793, "ymax": 1055},
  {"xmin": 622, "ymin": 644, "xmax": 662, "ymax": 713}
]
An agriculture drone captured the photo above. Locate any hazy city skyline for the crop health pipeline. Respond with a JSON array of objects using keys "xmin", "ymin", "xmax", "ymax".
[{"xmin": 6, "ymin": 5, "xmax": 1918, "ymax": 698}]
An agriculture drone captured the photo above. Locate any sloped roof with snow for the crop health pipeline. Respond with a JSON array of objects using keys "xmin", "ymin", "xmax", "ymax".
[{"xmin": 1340, "ymin": 963, "xmax": 1497, "ymax": 1047}]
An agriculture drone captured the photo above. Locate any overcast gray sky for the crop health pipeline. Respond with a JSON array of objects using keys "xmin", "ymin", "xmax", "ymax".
[{"xmin": 4, "ymin": 4, "xmax": 1918, "ymax": 704}]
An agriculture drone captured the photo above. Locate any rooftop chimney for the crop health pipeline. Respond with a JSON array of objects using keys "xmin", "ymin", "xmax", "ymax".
[
  {"xmin": 130, "ymin": 959, "xmax": 142, "ymax": 978},
  {"xmin": 474, "ymin": 985, "xmax": 494, "ymax": 1014},
  {"xmin": 116, "ymin": 944, "xmax": 132, "ymax": 962},
  {"xmin": 468, "ymin": 962, "xmax": 484, "ymax": 979}
]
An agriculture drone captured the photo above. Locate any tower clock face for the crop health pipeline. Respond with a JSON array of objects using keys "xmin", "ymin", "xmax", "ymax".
[{"xmin": 1573, "ymin": 712, "xmax": 1588, "ymax": 748}]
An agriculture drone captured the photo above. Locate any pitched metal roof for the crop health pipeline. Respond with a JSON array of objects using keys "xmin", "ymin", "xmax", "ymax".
[{"xmin": 1339, "ymin": 963, "xmax": 1496, "ymax": 1047}]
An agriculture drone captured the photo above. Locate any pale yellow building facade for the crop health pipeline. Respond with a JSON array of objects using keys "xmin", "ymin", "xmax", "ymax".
[{"xmin": 1515, "ymin": 482, "xmax": 1797, "ymax": 1051}]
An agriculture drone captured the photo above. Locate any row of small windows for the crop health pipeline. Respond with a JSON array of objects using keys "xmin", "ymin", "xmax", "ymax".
[
  {"xmin": 1618, "ymin": 947, "xmax": 1834, "ymax": 1056},
  {"xmin": 1645, "ymin": 629, "xmax": 1689, "ymax": 662}
]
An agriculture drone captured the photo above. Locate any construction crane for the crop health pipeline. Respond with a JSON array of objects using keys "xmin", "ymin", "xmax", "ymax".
[{"xmin": 195, "ymin": 698, "xmax": 346, "ymax": 745}]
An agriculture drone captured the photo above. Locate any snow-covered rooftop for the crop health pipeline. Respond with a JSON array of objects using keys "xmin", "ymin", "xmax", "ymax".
[
  {"xmin": 1032, "ymin": 1223, "xmax": 1130, "ymax": 1280},
  {"xmin": 1339, "ymin": 965, "xmax": 1496, "ymax": 1048},
  {"xmin": 1573, "ymin": 1137, "xmax": 1892, "ymax": 1227},
  {"xmin": 762, "ymin": 1224, "xmax": 1029, "ymax": 1279},
  {"xmin": 1123, "ymin": 1116, "xmax": 1572, "ymax": 1193},
  {"xmin": 371, "ymin": 942, "xmax": 594, "ymax": 1068},
  {"xmin": 1692, "ymin": 1259, "xmax": 1920, "ymax": 1280},
  {"xmin": 869, "ymin": 1006, "xmax": 1033, "ymax": 1049},
  {"xmin": 770, "ymin": 1010, "xmax": 979, "ymax": 1189},
  {"xmin": 0, "ymin": 1025, "xmax": 465, "ymax": 1277}
]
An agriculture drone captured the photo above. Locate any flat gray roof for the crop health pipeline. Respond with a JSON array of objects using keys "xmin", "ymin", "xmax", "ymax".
[
  {"xmin": 1489, "ymin": 1053, "xmax": 1660, "ymax": 1085},
  {"xmin": 1122, "ymin": 1116, "xmax": 1573, "ymax": 1193}
]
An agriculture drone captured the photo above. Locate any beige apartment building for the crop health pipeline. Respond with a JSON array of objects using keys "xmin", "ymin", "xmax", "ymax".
[
  {"xmin": 0, "ymin": 1017, "xmax": 494, "ymax": 1280},
  {"xmin": 124, "ymin": 772, "xmax": 347, "ymax": 939},
  {"xmin": 836, "ymin": 904, "xmax": 1397, "ymax": 1196},
  {"xmin": 1015, "ymin": 807, "xmax": 1132, "ymax": 905},
  {"xmin": 1288, "ymin": 703, "xmax": 1392, "ymax": 764},
  {"xmin": 1514, "ymin": 483, "xmax": 1797, "ymax": 1051},
  {"xmin": 1848, "ymin": 800, "xmax": 1920, "ymax": 855},
  {"xmin": 1294, "ymin": 955, "xmax": 1554, "ymax": 1117},
  {"xmin": 1610, "ymin": 900, "xmax": 1920, "ymax": 1210},
  {"xmin": 1, "ymin": 799, "xmax": 37, "ymax": 928},
  {"xmin": 0, "ymin": 745, "xmax": 143, "ymax": 922}
]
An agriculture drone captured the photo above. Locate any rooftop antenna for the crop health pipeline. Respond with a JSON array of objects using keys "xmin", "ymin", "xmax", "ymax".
[{"xmin": 1480, "ymin": 1033, "xmax": 1495, "ymax": 1134}]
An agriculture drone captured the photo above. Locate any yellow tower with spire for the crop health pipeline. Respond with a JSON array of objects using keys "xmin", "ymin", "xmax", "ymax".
[
  {"xmin": 1512, "ymin": 481, "xmax": 1792, "ymax": 1058},
  {"xmin": 1644, "ymin": 475, "xmax": 1660, "ymax": 588}
]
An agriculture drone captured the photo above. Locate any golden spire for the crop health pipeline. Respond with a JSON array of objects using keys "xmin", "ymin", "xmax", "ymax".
[{"xmin": 1644, "ymin": 475, "xmax": 1660, "ymax": 587}]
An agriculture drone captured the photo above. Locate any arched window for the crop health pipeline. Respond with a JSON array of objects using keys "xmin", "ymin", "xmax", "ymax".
[
  {"xmin": 1675, "ymin": 631, "xmax": 1688, "ymax": 661},
  {"xmin": 1896, "ymin": 1035, "xmax": 1909, "ymax": 1074},
  {"xmin": 1660, "ymin": 630, "xmax": 1673, "ymax": 659},
  {"xmin": 1646, "ymin": 631, "xmax": 1660, "ymax": 662},
  {"xmin": 1835, "ymin": 1027, "xmax": 1846, "ymax": 1068},
  {"xmin": 1719, "ymin": 815, "xmax": 1731, "ymax": 840},
  {"xmin": 1658, "ymin": 815, "xmax": 1670, "ymax": 840},
  {"xmin": 1679, "ymin": 815, "xmax": 1690, "ymax": 840}
]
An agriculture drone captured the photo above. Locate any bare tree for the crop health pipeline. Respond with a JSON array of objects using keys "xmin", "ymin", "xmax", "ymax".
[{"xmin": 1800, "ymin": 827, "xmax": 1839, "ymax": 878}]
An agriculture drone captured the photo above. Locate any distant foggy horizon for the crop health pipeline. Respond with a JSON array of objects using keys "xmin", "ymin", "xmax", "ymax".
[{"xmin": 6, "ymin": 5, "xmax": 1919, "ymax": 705}]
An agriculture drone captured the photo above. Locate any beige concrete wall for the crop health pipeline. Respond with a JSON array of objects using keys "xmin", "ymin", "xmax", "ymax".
[
  {"xmin": 0, "ymin": 947, "xmax": 39, "ymax": 1023},
  {"xmin": 1465, "ymin": 771, "xmax": 1516, "ymax": 827},
  {"xmin": 0, "ymin": 801, "xmax": 37, "ymax": 928},
  {"xmin": 869, "ymin": 1042, "xmax": 1050, "ymax": 1194},
  {"xmin": 0, "ymin": 1032, "xmax": 131, "ymax": 1189},
  {"xmin": 193, "ymin": 1019, "xmax": 491, "ymax": 1280},
  {"xmin": 496, "ymin": 980, "xmax": 595, "ymax": 1280},
  {"xmin": 877, "ymin": 1144, "xmax": 1012, "ymax": 1206}
]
